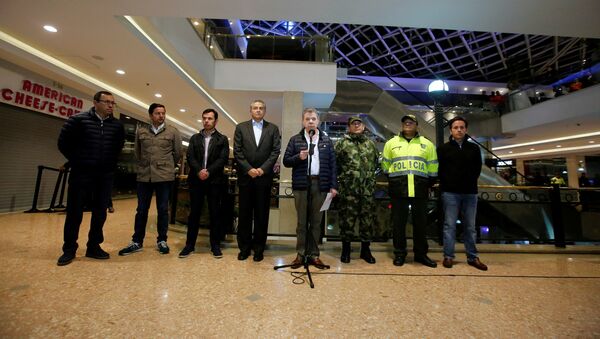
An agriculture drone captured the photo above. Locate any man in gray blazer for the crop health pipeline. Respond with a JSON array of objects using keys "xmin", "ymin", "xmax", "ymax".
[{"xmin": 233, "ymin": 100, "xmax": 281, "ymax": 262}]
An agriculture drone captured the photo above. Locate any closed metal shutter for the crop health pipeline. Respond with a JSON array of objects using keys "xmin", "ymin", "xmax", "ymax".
[{"xmin": 0, "ymin": 103, "xmax": 66, "ymax": 212}]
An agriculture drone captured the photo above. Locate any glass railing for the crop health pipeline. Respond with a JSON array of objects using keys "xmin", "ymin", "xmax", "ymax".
[
  {"xmin": 190, "ymin": 19, "xmax": 332, "ymax": 63},
  {"xmin": 172, "ymin": 177, "xmax": 600, "ymax": 245}
]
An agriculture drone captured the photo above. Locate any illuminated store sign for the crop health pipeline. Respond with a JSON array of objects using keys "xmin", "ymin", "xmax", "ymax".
[{"xmin": 0, "ymin": 67, "xmax": 91, "ymax": 119}]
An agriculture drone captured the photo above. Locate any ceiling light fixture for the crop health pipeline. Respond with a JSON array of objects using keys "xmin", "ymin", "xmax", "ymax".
[
  {"xmin": 116, "ymin": 69, "xmax": 125, "ymax": 75},
  {"xmin": 556, "ymin": 145, "xmax": 562, "ymax": 148},
  {"xmin": 193, "ymin": 21, "xmax": 199, "ymax": 26},
  {"xmin": 180, "ymin": 109, "xmax": 186, "ymax": 112},
  {"xmin": 463, "ymin": 87, "xmax": 468, "ymax": 91},
  {"xmin": 155, "ymin": 93, "xmax": 162, "ymax": 98},
  {"xmin": 590, "ymin": 141, "xmax": 596, "ymax": 144},
  {"xmin": 43, "ymin": 25, "xmax": 57, "ymax": 33},
  {"xmin": 492, "ymin": 132, "xmax": 600, "ymax": 150}
]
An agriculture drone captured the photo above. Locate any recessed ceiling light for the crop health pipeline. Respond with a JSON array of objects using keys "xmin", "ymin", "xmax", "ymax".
[
  {"xmin": 246, "ymin": 35, "xmax": 250, "ymax": 39},
  {"xmin": 43, "ymin": 25, "xmax": 58, "ymax": 33},
  {"xmin": 469, "ymin": 102, "xmax": 473, "ymax": 106},
  {"xmin": 590, "ymin": 141, "xmax": 596, "ymax": 144},
  {"xmin": 362, "ymin": 70, "xmax": 366, "ymax": 74},
  {"xmin": 464, "ymin": 87, "xmax": 468, "ymax": 91},
  {"xmin": 209, "ymin": 45, "xmax": 213, "ymax": 49},
  {"xmin": 389, "ymin": 84, "xmax": 394, "ymax": 87},
  {"xmin": 116, "ymin": 69, "xmax": 125, "ymax": 75},
  {"xmin": 556, "ymin": 145, "xmax": 562, "ymax": 148},
  {"xmin": 291, "ymin": 36, "xmax": 295, "ymax": 40},
  {"xmin": 154, "ymin": 93, "xmax": 162, "ymax": 98},
  {"xmin": 229, "ymin": 21, "xmax": 233, "ymax": 25},
  {"xmin": 474, "ymin": 63, "xmax": 478, "ymax": 67},
  {"xmin": 125, "ymin": 116, "xmax": 131, "ymax": 119},
  {"xmin": 193, "ymin": 21, "xmax": 199, "ymax": 26},
  {"xmin": 179, "ymin": 108, "xmax": 186, "ymax": 112},
  {"xmin": 530, "ymin": 148, "xmax": 535, "ymax": 151},
  {"xmin": 508, "ymin": 151, "xmax": 513, "ymax": 154}
]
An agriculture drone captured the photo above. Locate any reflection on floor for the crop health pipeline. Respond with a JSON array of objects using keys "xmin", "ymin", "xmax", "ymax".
[{"xmin": 1, "ymin": 198, "xmax": 599, "ymax": 337}]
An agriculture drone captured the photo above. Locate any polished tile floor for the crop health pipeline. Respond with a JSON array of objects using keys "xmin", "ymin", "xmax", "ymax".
[{"xmin": 1, "ymin": 198, "xmax": 599, "ymax": 338}]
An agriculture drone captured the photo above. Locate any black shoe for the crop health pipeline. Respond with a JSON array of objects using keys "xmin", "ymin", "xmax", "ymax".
[
  {"xmin": 253, "ymin": 252, "xmax": 264, "ymax": 262},
  {"xmin": 238, "ymin": 251, "xmax": 250, "ymax": 261},
  {"xmin": 157, "ymin": 241, "xmax": 170, "ymax": 254},
  {"xmin": 178, "ymin": 246, "xmax": 194, "ymax": 258},
  {"xmin": 414, "ymin": 255, "xmax": 437, "ymax": 268},
  {"xmin": 85, "ymin": 246, "xmax": 110, "ymax": 260},
  {"xmin": 57, "ymin": 252, "xmax": 75, "ymax": 266},
  {"xmin": 211, "ymin": 247, "xmax": 223, "ymax": 259},
  {"xmin": 118, "ymin": 242, "xmax": 142, "ymax": 256},
  {"xmin": 360, "ymin": 242, "xmax": 376, "ymax": 264},
  {"xmin": 443, "ymin": 258, "xmax": 453, "ymax": 268},
  {"xmin": 340, "ymin": 241, "xmax": 351, "ymax": 263},
  {"xmin": 393, "ymin": 255, "xmax": 406, "ymax": 266}
]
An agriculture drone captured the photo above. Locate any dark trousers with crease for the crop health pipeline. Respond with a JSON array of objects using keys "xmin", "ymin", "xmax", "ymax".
[
  {"xmin": 237, "ymin": 179, "xmax": 272, "ymax": 255},
  {"xmin": 62, "ymin": 169, "xmax": 114, "ymax": 254},
  {"xmin": 391, "ymin": 197, "xmax": 429, "ymax": 257},
  {"xmin": 185, "ymin": 182, "xmax": 224, "ymax": 249}
]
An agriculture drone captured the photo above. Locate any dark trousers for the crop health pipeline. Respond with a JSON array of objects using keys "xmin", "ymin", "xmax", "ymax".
[
  {"xmin": 132, "ymin": 181, "xmax": 172, "ymax": 245},
  {"xmin": 62, "ymin": 170, "xmax": 114, "ymax": 254},
  {"xmin": 293, "ymin": 179, "xmax": 327, "ymax": 258},
  {"xmin": 391, "ymin": 197, "xmax": 429, "ymax": 257},
  {"xmin": 237, "ymin": 180, "xmax": 272, "ymax": 255},
  {"xmin": 186, "ymin": 182, "xmax": 224, "ymax": 249}
]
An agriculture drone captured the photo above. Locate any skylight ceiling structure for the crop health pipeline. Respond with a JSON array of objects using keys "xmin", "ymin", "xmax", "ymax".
[{"xmin": 237, "ymin": 20, "xmax": 599, "ymax": 85}]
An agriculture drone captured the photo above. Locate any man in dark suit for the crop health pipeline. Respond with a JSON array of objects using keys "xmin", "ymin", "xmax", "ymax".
[
  {"xmin": 233, "ymin": 100, "xmax": 281, "ymax": 262},
  {"xmin": 179, "ymin": 108, "xmax": 230, "ymax": 259}
]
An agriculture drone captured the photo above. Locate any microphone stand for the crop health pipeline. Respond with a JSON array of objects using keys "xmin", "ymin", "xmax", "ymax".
[{"xmin": 274, "ymin": 129, "xmax": 329, "ymax": 288}]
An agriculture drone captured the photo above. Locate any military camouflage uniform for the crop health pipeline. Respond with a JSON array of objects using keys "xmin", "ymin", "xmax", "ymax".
[{"xmin": 335, "ymin": 132, "xmax": 379, "ymax": 242}]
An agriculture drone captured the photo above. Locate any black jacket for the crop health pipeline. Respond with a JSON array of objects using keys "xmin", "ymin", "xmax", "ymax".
[
  {"xmin": 57, "ymin": 108, "xmax": 125, "ymax": 171},
  {"xmin": 283, "ymin": 129, "xmax": 338, "ymax": 192},
  {"xmin": 437, "ymin": 139, "xmax": 482, "ymax": 194},
  {"xmin": 187, "ymin": 129, "xmax": 229, "ymax": 185}
]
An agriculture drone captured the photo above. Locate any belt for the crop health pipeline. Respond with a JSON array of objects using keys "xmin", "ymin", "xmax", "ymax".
[{"xmin": 309, "ymin": 175, "xmax": 320, "ymax": 180}]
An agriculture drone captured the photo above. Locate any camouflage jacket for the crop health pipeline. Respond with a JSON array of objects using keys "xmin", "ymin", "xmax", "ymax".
[{"xmin": 334, "ymin": 133, "xmax": 379, "ymax": 196}]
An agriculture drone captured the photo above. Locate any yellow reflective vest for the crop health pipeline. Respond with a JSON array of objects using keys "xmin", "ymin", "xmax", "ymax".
[{"xmin": 382, "ymin": 133, "xmax": 438, "ymax": 198}]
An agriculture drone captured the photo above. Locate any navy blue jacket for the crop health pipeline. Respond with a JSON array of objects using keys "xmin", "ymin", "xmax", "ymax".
[
  {"xmin": 283, "ymin": 129, "xmax": 338, "ymax": 192},
  {"xmin": 58, "ymin": 108, "xmax": 125, "ymax": 172}
]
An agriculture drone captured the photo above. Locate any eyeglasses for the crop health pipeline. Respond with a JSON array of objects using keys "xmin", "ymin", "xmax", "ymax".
[{"xmin": 97, "ymin": 100, "xmax": 117, "ymax": 107}]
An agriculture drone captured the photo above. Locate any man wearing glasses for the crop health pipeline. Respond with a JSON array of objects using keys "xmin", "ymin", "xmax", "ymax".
[
  {"xmin": 382, "ymin": 114, "xmax": 438, "ymax": 268},
  {"xmin": 57, "ymin": 91, "xmax": 125, "ymax": 266},
  {"xmin": 119, "ymin": 103, "xmax": 182, "ymax": 256}
]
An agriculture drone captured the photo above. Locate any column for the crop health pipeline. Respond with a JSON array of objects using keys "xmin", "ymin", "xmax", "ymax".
[{"xmin": 270, "ymin": 91, "xmax": 303, "ymax": 235}]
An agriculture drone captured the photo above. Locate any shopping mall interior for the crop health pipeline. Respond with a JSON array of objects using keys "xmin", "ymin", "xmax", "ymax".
[{"xmin": 1, "ymin": 0, "xmax": 599, "ymax": 337}]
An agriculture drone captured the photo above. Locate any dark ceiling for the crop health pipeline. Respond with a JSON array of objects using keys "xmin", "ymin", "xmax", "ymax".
[{"xmin": 238, "ymin": 20, "xmax": 599, "ymax": 85}]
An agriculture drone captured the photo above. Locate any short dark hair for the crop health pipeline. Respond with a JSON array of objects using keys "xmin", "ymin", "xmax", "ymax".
[
  {"xmin": 148, "ymin": 103, "xmax": 165, "ymax": 115},
  {"xmin": 447, "ymin": 116, "xmax": 468, "ymax": 129},
  {"xmin": 202, "ymin": 108, "xmax": 218, "ymax": 120},
  {"xmin": 93, "ymin": 91, "xmax": 112, "ymax": 102}
]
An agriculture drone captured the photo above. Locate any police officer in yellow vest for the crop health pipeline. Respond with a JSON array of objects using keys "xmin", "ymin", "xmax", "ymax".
[{"xmin": 382, "ymin": 114, "xmax": 438, "ymax": 268}]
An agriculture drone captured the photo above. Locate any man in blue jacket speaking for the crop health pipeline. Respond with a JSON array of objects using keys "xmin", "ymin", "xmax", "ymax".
[{"xmin": 283, "ymin": 108, "xmax": 337, "ymax": 268}]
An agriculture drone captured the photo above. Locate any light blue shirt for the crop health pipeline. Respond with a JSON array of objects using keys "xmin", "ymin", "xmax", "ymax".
[
  {"xmin": 151, "ymin": 122, "xmax": 165, "ymax": 135},
  {"xmin": 252, "ymin": 119, "xmax": 263, "ymax": 147}
]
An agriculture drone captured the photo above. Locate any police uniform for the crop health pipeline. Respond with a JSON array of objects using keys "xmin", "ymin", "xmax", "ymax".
[
  {"xmin": 382, "ymin": 115, "xmax": 438, "ymax": 266},
  {"xmin": 334, "ymin": 117, "xmax": 379, "ymax": 263}
]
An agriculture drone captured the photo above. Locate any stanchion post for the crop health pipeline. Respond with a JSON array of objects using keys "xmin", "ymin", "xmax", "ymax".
[{"xmin": 24, "ymin": 165, "xmax": 44, "ymax": 213}]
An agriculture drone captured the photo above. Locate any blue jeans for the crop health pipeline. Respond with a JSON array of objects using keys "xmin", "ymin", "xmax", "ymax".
[
  {"xmin": 442, "ymin": 192, "xmax": 478, "ymax": 260},
  {"xmin": 132, "ymin": 181, "xmax": 172, "ymax": 245}
]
